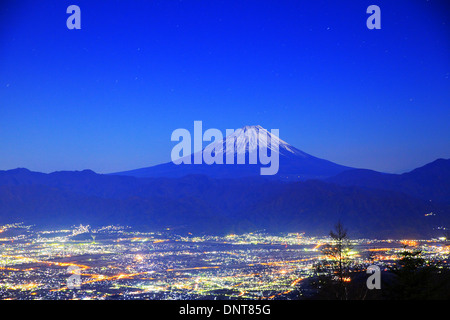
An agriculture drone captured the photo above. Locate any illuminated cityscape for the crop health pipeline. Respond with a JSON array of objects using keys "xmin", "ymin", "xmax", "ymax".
[
  {"xmin": 0, "ymin": 223, "xmax": 448, "ymax": 300},
  {"xmin": 0, "ymin": 0, "xmax": 449, "ymax": 307}
]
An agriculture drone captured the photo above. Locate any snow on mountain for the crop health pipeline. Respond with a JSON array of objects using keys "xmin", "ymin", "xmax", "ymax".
[
  {"xmin": 201, "ymin": 125, "xmax": 309, "ymax": 159},
  {"xmin": 113, "ymin": 125, "xmax": 354, "ymax": 180}
]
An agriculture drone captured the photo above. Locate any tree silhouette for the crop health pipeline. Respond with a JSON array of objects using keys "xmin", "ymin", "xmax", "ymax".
[
  {"xmin": 383, "ymin": 245, "xmax": 450, "ymax": 299},
  {"xmin": 313, "ymin": 221, "xmax": 353, "ymax": 299}
]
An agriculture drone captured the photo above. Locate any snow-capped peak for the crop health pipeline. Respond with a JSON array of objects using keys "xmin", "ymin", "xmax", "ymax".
[{"xmin": 203, "ymin": 125, "xmax": 309, "ymax": 158}]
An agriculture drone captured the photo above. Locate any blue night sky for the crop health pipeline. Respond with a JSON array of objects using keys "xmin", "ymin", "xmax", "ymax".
[{"xmin": 0, "ymin": 0, "xmax": 449, "ymax": 174}]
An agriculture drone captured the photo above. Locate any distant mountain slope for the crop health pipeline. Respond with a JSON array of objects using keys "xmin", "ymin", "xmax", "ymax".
[
  {"xmin": 328, "ymin": 158, "xmax": 450, "ymax": 203},
  {"xmin": 0, "ymin": 164, "xmax": 448, "ymax": 238},
  {"xmin": 113, "ymin": 125, "xmax": 354, "ymax": 180},
  {"xmin": 0, "ymin": 184, "xmax": 225, "ymax": 229}
]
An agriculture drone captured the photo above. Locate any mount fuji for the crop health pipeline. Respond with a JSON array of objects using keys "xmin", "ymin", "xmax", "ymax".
[{"xmin": 113, "ymin": 125, "xmax": 354, "ymax": 180}]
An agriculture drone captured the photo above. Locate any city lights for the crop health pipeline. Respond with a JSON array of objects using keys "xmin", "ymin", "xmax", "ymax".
[{"xmin": 0, "ymin": 223, "xmax": 448, "ymax": 300}]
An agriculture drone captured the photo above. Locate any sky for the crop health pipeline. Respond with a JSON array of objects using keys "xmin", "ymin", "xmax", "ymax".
[{"xmin": 0, "ymin": 0, "xmax": 449, "ymax": 174}]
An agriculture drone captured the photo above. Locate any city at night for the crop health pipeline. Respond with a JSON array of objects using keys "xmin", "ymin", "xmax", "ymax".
[{"xmin": 0, "ymin": 0, "xmax": 449, "ymax": 314}]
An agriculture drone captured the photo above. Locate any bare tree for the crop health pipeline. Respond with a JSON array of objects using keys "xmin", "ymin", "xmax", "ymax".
[{"xmin": 314, "ymin": 221, "xmax": 353, "ymax": 299}]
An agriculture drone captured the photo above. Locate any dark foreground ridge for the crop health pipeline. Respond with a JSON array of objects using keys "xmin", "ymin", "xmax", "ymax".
[{"xmin": 0, "ymin": 158, "xmax": 449, "ymax": 238}]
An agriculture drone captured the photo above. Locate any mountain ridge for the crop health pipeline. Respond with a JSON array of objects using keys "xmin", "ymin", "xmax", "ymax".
[
  {"xmin": 113, "ymin": 125, "xmax": 354, "ymax": 180},
  {"xmin": 327, "ymin": 158, "xmax": 450, "ymax": 203},
  {"xmin": 0, "ymin": 158, "xmax": 449, "ymax": 238}
]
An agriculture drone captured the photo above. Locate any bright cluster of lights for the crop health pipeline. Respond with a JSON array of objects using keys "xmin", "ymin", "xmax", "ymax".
[{"xmin": 0, "ymin": 223, "xmax": 448, "ymax": 300}]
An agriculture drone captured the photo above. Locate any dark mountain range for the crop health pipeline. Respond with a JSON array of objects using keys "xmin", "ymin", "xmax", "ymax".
[
  {"xmin": 113, "ymin": 125, "xmax": 354, "ymax": 180},
  {"xmin": 0, "ymin": 162, "xmax": 449, "ymax": 238},
  {"xmin": 327, "ymin": 158, "xmax": 450, "ymax": 204},
  {"xmin": 1, "ymin": 125, "xmax": 448, "ymax": 238}
]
